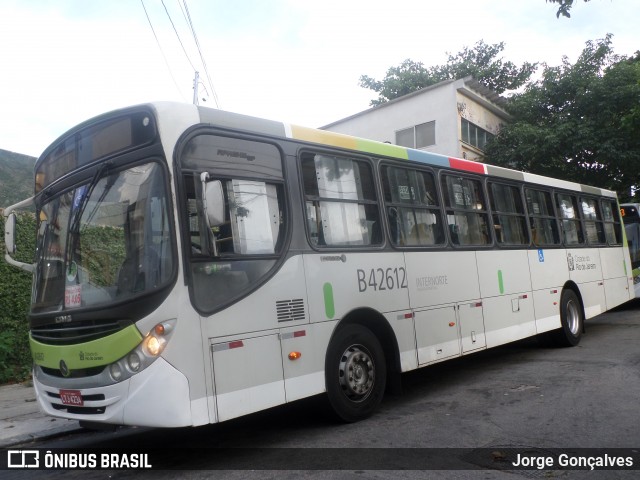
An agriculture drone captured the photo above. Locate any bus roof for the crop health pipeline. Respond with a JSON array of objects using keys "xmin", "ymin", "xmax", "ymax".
[
  {"xmin": 35, "ymin": 101, "xmax": 617, "ymax": 199},
  {"xmin": 193, "ymin": 103, "xmax": 617, "ymax": 199}
]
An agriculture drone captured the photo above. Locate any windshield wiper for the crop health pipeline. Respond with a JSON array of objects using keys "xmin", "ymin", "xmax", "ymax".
[{"xmin": 67, "ymin": 162, "xmax": 113, "ymax": 263}]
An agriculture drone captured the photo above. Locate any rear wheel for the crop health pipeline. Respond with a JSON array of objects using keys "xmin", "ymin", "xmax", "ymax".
[
  {"xmin": 542, "ymin": 288, "xmax": 584, "ymax": 347},
  {"xmin": 325, "ymin": 324, "xmax": 386, "ymax": 422}
]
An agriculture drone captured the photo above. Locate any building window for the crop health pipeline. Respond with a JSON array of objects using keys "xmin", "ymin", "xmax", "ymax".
[
  {"xmin": 395, "ymin": 121, "xmax": 435, "ymax": 149},
  {"xmin": 461, "ymin": 118, "xmax": 494, "ymax": 151}
]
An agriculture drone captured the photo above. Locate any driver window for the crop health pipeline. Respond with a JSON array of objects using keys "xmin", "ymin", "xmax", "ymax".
[{"xmin": 211, "ymin": 179, "xmax": 281, "ymax": 255}]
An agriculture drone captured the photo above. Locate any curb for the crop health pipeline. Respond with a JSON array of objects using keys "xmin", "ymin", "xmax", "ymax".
[{"xmin": 0, "ymin": 421, "xmax": 83, "ymax": 448}]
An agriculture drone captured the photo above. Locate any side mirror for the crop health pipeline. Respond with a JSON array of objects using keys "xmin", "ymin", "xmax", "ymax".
[
  {"xmin": 5, "ymin": 212, "xmax": 16, "ymax": 254},
  {"xmin": 200, "ymin": 173, "xmax": 225, "ymax": 227},
  {"xmin": 3, "ymin": 196, "xmax": 35, "ymax": 273}
]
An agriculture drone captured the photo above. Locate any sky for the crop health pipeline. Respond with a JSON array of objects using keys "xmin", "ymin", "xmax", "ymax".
[{"xmin": 0, "ymin": 0, "xmax": 637, "ymax": 158}]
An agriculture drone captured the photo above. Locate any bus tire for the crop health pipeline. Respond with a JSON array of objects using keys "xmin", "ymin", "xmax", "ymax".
[
  {"xmin": 325, "ymin": 324, "xmax": 386, "ymax": 423},
  {"xmin": 543, "ymin": 289, "xmax": 583, "ymax": 347}
]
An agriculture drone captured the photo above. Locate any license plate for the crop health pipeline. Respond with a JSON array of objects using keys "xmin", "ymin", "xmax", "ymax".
[{"xmin": 59, "ymin": 389, "xmax": 84, "ymax": 407}]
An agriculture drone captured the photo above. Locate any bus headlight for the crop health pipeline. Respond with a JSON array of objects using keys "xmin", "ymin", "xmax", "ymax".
[
  {"xmin": 127, "ymin": 352, "xmax": 141, "ymax": 371},
  {"xmin": 106, "ymin": 320, "xmax": 177, "ymax": 384},
  {"xmin": 141, "ymin": 321, "xmax": 174, "ymax": 357},
  {"xmin": 110, "ymin": 363, "xmax": 123, "ymax": 382},
  {"xmin": 143, "ymin": 336, "xmax": 165, "ymax": 357}
]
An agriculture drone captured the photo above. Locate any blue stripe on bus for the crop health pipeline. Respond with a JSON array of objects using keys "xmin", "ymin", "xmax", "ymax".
[{"xmin": 406, "ymin": 149, "xmax": 450, "ymax": 168}]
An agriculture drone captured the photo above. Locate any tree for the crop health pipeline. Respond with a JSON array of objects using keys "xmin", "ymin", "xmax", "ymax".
[
  {"xmin": 359, "ymin": 59, "xmax": 437, "ymax": 107},
  {"xmin": 485, "ymin": 35, "xmax": 640, "ymax": 199},
  {"xmin": 547, "ymin": 0, "xmax": 591, "ymax": 18},
  {"xmin": 359, "ymin": 41, "xmax": 537, "ymax": 106}
]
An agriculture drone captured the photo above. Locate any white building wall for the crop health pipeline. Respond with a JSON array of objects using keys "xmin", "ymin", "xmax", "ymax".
[{"xmin": 322, "ymin": 77, "xmax": 510, "ymax": 160}]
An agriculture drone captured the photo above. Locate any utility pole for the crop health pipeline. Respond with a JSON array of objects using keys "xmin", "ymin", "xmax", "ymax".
[{"xmin": 192, "ymin": 71, "xmax": 200, "ymax": 105}]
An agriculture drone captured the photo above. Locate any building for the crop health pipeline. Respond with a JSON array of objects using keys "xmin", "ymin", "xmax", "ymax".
[{"xmin": 322, "ymin": 76, "xmax": 511, "ymax": 162}]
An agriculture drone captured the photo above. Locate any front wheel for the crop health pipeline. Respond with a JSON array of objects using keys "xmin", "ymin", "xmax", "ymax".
[{"xmin": 325, "ymin": 324, "xmax": 386, "ymax": 422}]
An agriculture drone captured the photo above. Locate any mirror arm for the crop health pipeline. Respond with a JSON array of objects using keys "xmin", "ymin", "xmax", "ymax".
[{"xmin": 4, "ymin": 196, "xmax": 35, "ymax": 273}]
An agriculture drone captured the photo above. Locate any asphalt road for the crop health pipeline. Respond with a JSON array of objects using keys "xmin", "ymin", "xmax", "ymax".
[{"xmin": 6, "ymin": 299, "xmax": 640, "ymax": 479}]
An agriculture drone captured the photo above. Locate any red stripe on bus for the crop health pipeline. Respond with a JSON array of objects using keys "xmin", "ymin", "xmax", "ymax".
[
  {"xmin": 449, "ymin": 158, "xmax": 486, "ymax": 174},
  {"xmin": 228, "ymin": 341, "xmax": 244, "ymax": 349},
  {"xmin": 293, "ymin": 330, "xmax": 306, "ymax": 338}
]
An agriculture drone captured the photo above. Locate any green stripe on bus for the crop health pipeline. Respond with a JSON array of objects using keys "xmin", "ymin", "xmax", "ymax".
[
  {"xmin": 498, "ymin": 270, "xmax": 505, "ymax": 294},
  {"xmin": 356, "ymin": 138, "xmax": 409, "ymax": 159},
  {"xmin": 323, "ymin": 282, "xmax": 335, "ymax": 319},
  {"xmin": 30, "ymin": 324, "xmax": 143, "ymax": 370}
]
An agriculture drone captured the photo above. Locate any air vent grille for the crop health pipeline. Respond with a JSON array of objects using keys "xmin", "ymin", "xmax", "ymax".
[{"xmin": 276, "ymin": 299, "xmax": 305, "ymax": 322}]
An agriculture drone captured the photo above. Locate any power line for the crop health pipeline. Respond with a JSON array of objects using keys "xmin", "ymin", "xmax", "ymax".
[
  {"xmin": 140, "ymin": 0, "xmax": 187, "ymax": 101},
  {"xmin": 181, "ymin": 0, "xmax": 220, "ymax": 108},
  {"xmin": 161, "ymin": 0, "xmax": 198, "ymax": 73},
  {"xmin": 141, "ymin": 0, "xmax": 220, "ymax": 107}
]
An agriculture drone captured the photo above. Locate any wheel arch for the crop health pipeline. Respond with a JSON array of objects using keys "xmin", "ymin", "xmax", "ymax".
[
  {"xmin": 562, "ymin": 280, "xmax": 586, "ymax": 332},
  {"xmin": 329, "ymin": 307, "xmax": 402, "ymax": 391}
]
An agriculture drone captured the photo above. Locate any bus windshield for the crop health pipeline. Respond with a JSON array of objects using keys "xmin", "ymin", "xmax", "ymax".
[{"xmin": 32, "ymin": 162, "xmax": 174, "ymax": 313}]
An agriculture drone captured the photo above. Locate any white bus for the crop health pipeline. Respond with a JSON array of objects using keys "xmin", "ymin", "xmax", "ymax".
[
  {"xmin": 620, "ymin": 203, "xmax": 640, "ymax": 296},
  {"xmin": 4, "ymin": 102, "xmax": 634, "ymax": 427}
]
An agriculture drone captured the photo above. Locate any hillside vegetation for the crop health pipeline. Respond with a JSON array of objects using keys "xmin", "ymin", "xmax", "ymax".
[
  {"xmin": 0, "ymin": 149, "xmax": 36, "ymax": 382},
  {"xmin": 0, "ymin": 213, "xmax": 35, "ymax": 383},
  {"xmin": 0, "ymin": 148, "xmax": 36, "ymax": 208}
]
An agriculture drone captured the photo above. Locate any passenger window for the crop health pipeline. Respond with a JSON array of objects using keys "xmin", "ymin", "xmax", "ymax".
[
  {"xmin": 525, "ymin": 188, "xmax": 560, "ymax": 246},
  {"xmin": 601, "ymin": 199, "xmax": 622, "ymax": 245},
  {"xmin": 382, "ymin": 166, "xmax": 444, "ymax": 247},
  {"xmin": 489, "ymin": 182, "xmax": 529, "ymax": 246},
  {"xmin": 441, "ymin": 175, "xmax": 490, "ymax": 246},
  {"xmin": 556, "ymin": 193, "xmax": 584, "ymax": 245},
  {"xmin": 580, "ymin": 197, "xmax": 606, "ymax": 245},
  {"xmin": 302, "ymin": 153, "xmax": 381, "ymax": 247}
]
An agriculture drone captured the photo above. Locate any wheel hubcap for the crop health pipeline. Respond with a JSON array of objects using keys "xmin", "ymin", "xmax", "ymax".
[
  {"xmin": 566, "ymin": 299, "xmax": 580, "ymax": 335},
  {"xmin": 339, "ymin": 345, "xmax": 375, "ymax": 401}
]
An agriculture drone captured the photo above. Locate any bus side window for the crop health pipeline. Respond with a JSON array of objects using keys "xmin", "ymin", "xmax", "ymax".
[
  {"xmin": 302, "ymin": 153, "xmax": 381, "ymax": 247},
  {"xmin": 489, "ymin": 182, "xmax": 529, "ymax": 246},
  {"xmin": 580, "ymin": 197, "xmax": 605, "ymax": 245},
  {"xmin": 441, "ymin": 175, "xmax": 490, "ymax": 246},
  {"xmin": 556, "ymin": 193, "xmax": 584, "ymax": 245},
  {"xmin": 601, "ymin": 199, "xmax": 622, "ymax": 245},
  {"xmin": 525, "ymin": 188, "xmax": 560, "ymax": 246},
  {"xmin": 381, "ymin": 165, "xmax": 444, "ymax": 247}
]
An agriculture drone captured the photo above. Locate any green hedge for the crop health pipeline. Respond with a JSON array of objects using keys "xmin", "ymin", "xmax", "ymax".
[
  {"xmin": 0, "ymin": 214, "xmax": 35, "ymax": 384},
  {"xmin": 0, "ymin": 215, "xmax": 130, "ymax": 384}
]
